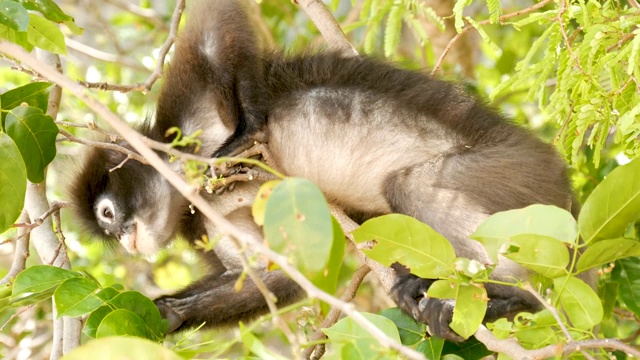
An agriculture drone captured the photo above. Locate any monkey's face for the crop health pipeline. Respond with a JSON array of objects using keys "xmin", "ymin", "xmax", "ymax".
[{"xmin": 71, "ymin": 148, "xmax": 187, "ymax": 256}]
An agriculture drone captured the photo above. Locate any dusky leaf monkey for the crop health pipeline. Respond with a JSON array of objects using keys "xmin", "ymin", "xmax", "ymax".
[{"xmin": 71, "ymin": 0, "xmax": 583, "ymax": 342}]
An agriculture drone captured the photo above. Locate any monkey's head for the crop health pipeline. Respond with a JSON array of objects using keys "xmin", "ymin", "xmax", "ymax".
[{"xmin": 70, "ymin": 147, "xmax": 188, "ymax": 255}]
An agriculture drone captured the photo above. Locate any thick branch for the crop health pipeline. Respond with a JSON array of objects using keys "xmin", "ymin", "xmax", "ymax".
[
  {"xmin": 0, "ymin": 211, "xmax": 30, "ymax": 285},
  {"xmin": 295, "ymin": 0, "xmax": 358, "ymax": 56}
]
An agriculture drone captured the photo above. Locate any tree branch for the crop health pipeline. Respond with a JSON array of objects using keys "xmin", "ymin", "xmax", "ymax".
[{"xmin": 294, "ymin": 0, "xmax": 358, "ymax": 56}]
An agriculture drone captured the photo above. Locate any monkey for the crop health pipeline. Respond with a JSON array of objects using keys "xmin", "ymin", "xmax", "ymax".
[{"xmin": 70, "ymin": 0, "xmax": 589, "ymax": 343}]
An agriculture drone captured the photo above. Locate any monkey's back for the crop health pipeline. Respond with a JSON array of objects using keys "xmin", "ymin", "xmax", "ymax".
[{"xmin": 262, "ymin": 52, "xmax": 574, "ymax": 222}]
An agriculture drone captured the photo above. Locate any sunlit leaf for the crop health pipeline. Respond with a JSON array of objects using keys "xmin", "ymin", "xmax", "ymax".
[
  {"xmin": 354, "ymin": 214, "xmax": 455, "ymax": 278},
  {"xmin": 4, "ymin": 105, "xmax": 58, "ymax": 183},
  {"xmin": 0, "ymin": 132, "xmax": 26, "ymax": 233},
  {"xmin": 579, "ymin": 153, "xmax": 640, "ymax": 243},
  {"xmin": 553, "ymin": 276, "xmax": 603, "ymax": 330},
  {"xmin": 26, "ymin": 14, "xmax": 66, "ymax": 54},
  {"xmin": 264, "ymin": 178, "xmax": 333, "ymax": 276}
]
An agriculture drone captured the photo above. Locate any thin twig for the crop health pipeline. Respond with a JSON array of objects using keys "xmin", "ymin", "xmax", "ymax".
[
  {"xmin": 303, "ymin": 265, "xmax": 372, "ymax": 360},
  {"xmin": 58, "ymin": 129, "xmax": 148, "ymax": 164},
  {"xmin": 432, "ymin": 0, "xmax": 554, "ymax": 74},
  {"xmin": 556, "ymin": 0, "xmax": 591, "ymax": 79},
  {"xmin": 77, "ymin": 0, "xmax": 185, "ymax": 93}
]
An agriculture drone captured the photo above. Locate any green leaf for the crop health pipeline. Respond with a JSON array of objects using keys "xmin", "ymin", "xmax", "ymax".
[
  {"xmin": 264, "ymin": 178, "xmax": 333, "ymax": 276},
  {"xmin": 441, "ymin": 336, "xmax": 492, "ymax": 359},
  {"xmin": 18, "ymin": 0, "xmax": 73, "ymax": 22},
  {"xmin": 416, "ymin": 337, "xmax": 444, "ymax": 359},
  {"xmin": 383, "ymin": 3, "xmax": 403, "ymax": 58},
  {"xmin": 380, "ymin": 307, "xmax": 425, "ymax": 346},
  {"xmin": 553, "ymin": 276, "xmax": 603, "ymax": 330},
  {"xmin": 503, "ymin": 234, "xmax": 570, "ymax": 278},
  {"xmin": 240, "ymin": 323, "xmax": 289, "ymax": 360},
  {"xmin": 427, "ymin": 280, "xmax": 487, "ymax": 339},
  {"xmin": 0, "ymin": 23, "xmax": 32, "ymax": 51},
  {"xmin": 0, "ymin": 132, "xmax": 27, "ymax": 233},
  {"xmin": 612, "ymin": 257, "xmax": 640, "ymax": 317},
  {"xmin": 108, "ymin": 291, "xmax": 164, "ymax": 339},
  {"xmin": 252, "ymin": 179, "xmax": 280, "ymax": 226},
  {"xmin": 4, "ymin": 105, "xmax": 58, "ymax": 183},
  {"xmin": 353, "ymin": 214, "xmax": 456, "ymax": 278},
  {"xmin": 95, "ymin": 286, "xmax": 120, "ymax": 301},
  {"xmin": 95, "ymin": 309, "xmax": 154, "ymax": 339},
  {"xmin": 310, "ymin": 216, "xmax": 344, "ymax": 297},
  {"xmin": 579, "ymin": 157, "xmax": 640, "ymax": 243},
  {"xmin": 83, "ymin": 305, "xmax": 113, "ymax": 338},
  {"xmin": 63, "ymin": 337, "xmax": 181, "ymax": 360},
  {"xmin": 577, "ymin": 239, "xmax": 640, "ymax": 273},
  {"xmin": 53, "ymin": 277, "xmax": 103, "ymax": 317},
  {"xmin": 1, "ymin": 82, "xmax": 51, "ymax": 124},
  {"xmin": 323, "ymin": 312, "xmax": 400, "ymax": 358},
  {"xmin": 0, "ymin": 1, "xmax": 28, "ymax": 31},
  {"xmin": 12, "ymin": 265, "xmax": 80, "ymax": 297},
  {"xmin": 512, "ymin": 310, "xmax": 558, "ymax": 348},
  {"xmin": 471, "ymin": 205, "xmax": 577, "ymax": 263},
  {"xmin": 26, "ymin": 14, "xmax": 66, "ymax": 54}
]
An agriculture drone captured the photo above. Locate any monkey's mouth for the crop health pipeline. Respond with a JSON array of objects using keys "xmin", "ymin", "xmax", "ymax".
[{"xmin": 117, "ymin": 222, "xmax": 138, "ymax": 254}]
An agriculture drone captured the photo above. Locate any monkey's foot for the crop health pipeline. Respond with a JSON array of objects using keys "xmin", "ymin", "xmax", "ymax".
[
  {"xmin": 390, "ymin": 264, "xmax": 464, "ymax": 343},
  {"xmin": 154, "ymin": 297, "xmax": 186, "ymax": 334}
]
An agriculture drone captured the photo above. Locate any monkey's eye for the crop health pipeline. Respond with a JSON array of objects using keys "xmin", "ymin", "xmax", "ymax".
[{"xmin": 96, "ymin": 198, "xmax": 116, "ymax": 224}]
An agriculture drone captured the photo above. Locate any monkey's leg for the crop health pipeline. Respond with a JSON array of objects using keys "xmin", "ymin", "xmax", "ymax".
[
  {"xmin": 155, "ymin": 270, "xmax": 304, "ymax": 333},
  {"xmin": 384, "ymin": 159, "xmax": 540, "ymax": 342}
]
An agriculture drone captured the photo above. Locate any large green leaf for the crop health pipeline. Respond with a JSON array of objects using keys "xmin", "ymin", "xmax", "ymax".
[
  {"xmin": 4, "ymin": 105, "xmax": 58, "ymax": 183},
  {"xmin": 471, "ymin": 205, "xmax": 577, "ymax": 263},
  {"xmin": 53, "ymin": 277, "xmax": 103, "ymax": 317},
  {"xmin": 12, "ymin": 265, "xmax": 80, "ymax": 297},
  {"xmin": 264, "ymin": 178, "xmax": 333, "ymax": 276},
  {"xmin": 380, "ymin": 307, "xmax": 426, "ymax": 346},
  {"xmin": 323, "ymin": 312, "xmax": 400, "ymax": 359},
  {"xmin": 577, "ymin": 239, "xmax": 640, "ymax": 273},
  {"xmin": 611, "ymin": 257, "xmax": 640, "ymax": 317},
  {"xmin": 109, "ymin": 291, "xmax": 164, "ymax": 339},
  {"xmin": 1, "ymin": 82, "xmax": 51, "ymax": 124},
  {"xmin": 0, "ymin": 22, "xmax": 31, "ymax": 51},
  {"xmin": 18, "ymin": 0, "xmax": 73, "ymax": 22},
  {"xmin": 26, "ymin": 13, "xmax": 66, "ymax": 54},
  {"xmin": 0, "ymin": 1, "xmax": 28, "ymax": 31},
  {"xmin": 0, "ymin": 132, "xmax": 26, "ymax": 233},
  {"xmin": 579, "ymin": 157, "xmax": 640, "ymax": 243},
  {"xmin": 310, "ymin": 216, "xmax": 345, "ymax": 297},
  {"xmin": 95, "ymin": 309, "xmax": 153, "ymax": 339},
  {"xmin": 63, "ymin": 337, "xmax": 182, "ymax": 360},
  {"xmin": 553, "ymin": 276, "xmax": 603, "ymax": 330},
  {"xmin": 416, "ymin": 337, "xmax": 444, "ymax": 359},
  {"xmin": 503, "ymin": 234, "xmax": 570, "ymax": 278},
  {"xmin": 353, "ymin": 214, "xmax": 456, "ymax": 278},
  {"xmin": 427, "ymin": 280, "xmax": 487, "ymax": 340}
]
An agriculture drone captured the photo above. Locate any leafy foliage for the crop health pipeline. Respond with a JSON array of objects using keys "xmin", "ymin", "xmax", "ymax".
[
  {"xmin": 1, "ymin": 0, "xmax": 640, "ymax": 358},
  {"xmin": 6, "ymin": 265, "xmax": 168, "ymax": 342}
]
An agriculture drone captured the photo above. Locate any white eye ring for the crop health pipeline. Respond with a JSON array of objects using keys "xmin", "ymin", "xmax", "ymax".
[{"xmin": 96, "ymin": 198, "xmax": 116, "ymax": 224}]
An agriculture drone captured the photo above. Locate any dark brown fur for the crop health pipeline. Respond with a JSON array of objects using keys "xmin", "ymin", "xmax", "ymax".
[{"xmin": 71, "ymin": 0, "xmax": 581, "ymax": 342}]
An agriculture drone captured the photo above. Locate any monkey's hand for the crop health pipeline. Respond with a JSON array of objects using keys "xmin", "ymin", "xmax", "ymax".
[{"xmin": 154, "ymin": 297, "xmax": 186, "ymax": 334}]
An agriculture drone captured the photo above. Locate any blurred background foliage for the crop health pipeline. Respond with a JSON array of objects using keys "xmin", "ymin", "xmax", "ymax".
[{"xmin": 1, "ymin": 0, "xmax": 639, "ymax": 358}]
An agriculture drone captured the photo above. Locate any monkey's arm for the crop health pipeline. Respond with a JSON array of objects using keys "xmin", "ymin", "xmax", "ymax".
[{"xmin": 155, "ymin": 206, "xmax": 304, "ymax": 333}]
